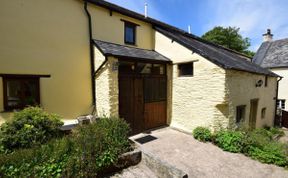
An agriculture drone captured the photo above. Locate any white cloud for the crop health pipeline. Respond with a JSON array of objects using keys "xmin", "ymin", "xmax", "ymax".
[{"xmin": 203, "ymin": 0, "xmax": 288, "ymax": 51}]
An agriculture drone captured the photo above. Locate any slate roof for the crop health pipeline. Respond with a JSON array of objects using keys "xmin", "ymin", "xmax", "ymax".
[
  {"xmin": 86, "ymin": 0, "xmax": 278, "ymax": 77},
  {"xmin": 156, "ymin": 27, "xmax": 278, "ymax": 77},
  {"xmin": 253, "ymin": 38, "xmax": 288, "ymax": 68},
  {"xmin": 93, "ymin": 40, "xmax": 170, "ymax": 62}
]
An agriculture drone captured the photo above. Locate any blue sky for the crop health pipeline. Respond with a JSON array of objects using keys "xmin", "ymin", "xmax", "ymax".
[{"xmin": 106, "ymin": 0, "xmax": 288, "ymax": 52}]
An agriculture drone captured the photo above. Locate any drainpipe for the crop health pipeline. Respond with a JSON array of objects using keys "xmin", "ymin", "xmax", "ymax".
[
  {"xmin": 275, "ymin": 77, "xmax": 282, "ymax": 126},
  {"xmin": 84, "ymin": 2, "xmax": 96, "ymax": 107}
]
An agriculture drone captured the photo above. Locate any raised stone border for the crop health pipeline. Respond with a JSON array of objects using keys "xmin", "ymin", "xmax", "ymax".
[
  {"xmin": 99, "ymin": 148, "xmax": 142, "ymax": 176},
  {"xmin": 142, "ymin": 150, "xmax": 188, "ymax": 178}
]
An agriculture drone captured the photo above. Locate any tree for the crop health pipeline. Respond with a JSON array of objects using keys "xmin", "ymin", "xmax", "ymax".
[{"xmin": 202, "ymin": 26, "xmax": 255, "ymax": 58}]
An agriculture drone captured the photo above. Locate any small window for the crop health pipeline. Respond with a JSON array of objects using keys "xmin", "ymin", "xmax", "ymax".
[
  {"xmin": 144, "ymin": 78, "xmax": 166, "ymax": 103},
  {"xmin": 152, "ymin": 64, "xmax": 165, "ymax": 75},
  {"xmin": 236, "ymin": 105, "xmax": 246, "ymax": 123},
  {"xmin": 118, "ymin": 61, "xmax": 135, "ymax": 74},
  {"xmin": 124, "ymin": 22, "xmax": 136, "ymax": 45},
  {"xmin": 261, "ymin": 108, "xmax": 266, "ymax": 119},
  {"xmin": 136, "ymin": 63, "xmax": 152, "ymax": 74},
  {"xmin": 3, "ymin": 77, "xmax": 40, "ymax": 110},
  {"xmin": 265, "ymin": 76, "xmax": 268, "ymax": 87},
  {"xmin": 277, "ymin": 99, "xmax": 286, "ymax": 109},
  {"xmin": 178, "ymin": 62, "xmax": 193, "ymax": 76}
]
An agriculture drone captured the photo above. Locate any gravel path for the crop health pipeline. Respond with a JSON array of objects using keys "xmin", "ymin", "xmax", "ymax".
[{"xmin": 131, "ymin": 127, "xmax": 288, "ymax": 178}]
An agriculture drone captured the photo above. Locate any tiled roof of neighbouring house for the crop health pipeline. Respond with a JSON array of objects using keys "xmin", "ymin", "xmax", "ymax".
[
  {"xmin": 253, "ymin": 38, "xmax": 288, "ymax": 68},
  {"xmin": 86, "ymin": 0, "xmax": 279, "ymax": 77},
  {"xmin": 93, "ymin": 40, "xmax": 171, "ymax": 62}
]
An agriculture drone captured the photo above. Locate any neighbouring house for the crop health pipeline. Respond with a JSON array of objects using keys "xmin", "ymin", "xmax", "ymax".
[
  {"xmin": 253, "ymin": 29, "xmax": 288, "ymax": 111},
  {"xmin": 0, "ymin": 0, "xmax": 279, "ymax": 133}
]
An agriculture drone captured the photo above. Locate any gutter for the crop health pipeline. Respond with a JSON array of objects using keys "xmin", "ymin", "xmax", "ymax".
[
  {"xmin": 275, "ymin": 76, "xmax": 283, "ymax": 126},
  {"xmin": 84, "ymin": 2, "xmax": 96, "ymax": 106}
]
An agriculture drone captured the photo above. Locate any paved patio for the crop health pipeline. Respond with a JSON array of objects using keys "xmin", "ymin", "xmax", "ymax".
[{"xmin": 130, "ymin": 127, "xmax": 288, "ymax": 178}]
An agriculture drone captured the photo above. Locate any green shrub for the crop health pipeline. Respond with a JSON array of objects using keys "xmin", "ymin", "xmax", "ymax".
[
  {"xmin": 247, "ymin": 143, "xmax": 288, "ymax": 167},
  {"xmin": 0, "ymin": 137, "xmax": 73, "ymax": 177},
  {"xmin": 215, "ymin": 130, "xmax": 245, "ymax": 153},
  {"xmin": 193, "ymin": 127, "xmax": 212, "ymax": 142},
  {"xmin": 0, "ymin": 107, "xmax": 63, "ymax": 152},
  {"xmin": 0, "ymin": 117, "xmax": 131, "ymax": 177},
  {"xmin": 63, "ymin": 117, "xmax": 131, "ymax": 177},
  {"xmin": 242, "ymin": 128, "xmax": 288, "ymax": 167}
]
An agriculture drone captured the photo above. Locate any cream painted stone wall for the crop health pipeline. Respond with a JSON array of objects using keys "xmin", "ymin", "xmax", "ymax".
[
  {"xmin": 0, "ymin": 0, "xmax": 92, "ymax": 123},
  {"xmin": 95, "ymin": 55, "xmax": 119, "ymax": 117},
  {"xmin": 226, "ymin": 70, "xmax": 277, "ymax": 128},
  {"xmin": 88, "ymin": 4, "xmax": 155, "ymax": 50},
  {"xmin": 155, "ymin": 31, "xmax": 228, "ymax": 132},
  {"xmin": 271, "ymin": 68, "xmax": 288, "ymax": 111}
]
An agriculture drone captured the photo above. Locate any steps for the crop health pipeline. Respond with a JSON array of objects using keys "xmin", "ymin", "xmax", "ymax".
[{"xmin": 111, "ymin": 162, "xmax": 158, "ymax": 178}]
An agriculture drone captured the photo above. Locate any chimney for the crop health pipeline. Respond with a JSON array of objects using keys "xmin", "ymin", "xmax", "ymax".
[
  {"xmin": 188, "ymin": 25, "xmax": 191, "ymax": 34},
  {"xmin": 263, "ymin": 29, "xmax": 273, "ymax": 42},
  {"xmin": 144, "ymin": 3, "xmax": 148, "ymax": 18}
]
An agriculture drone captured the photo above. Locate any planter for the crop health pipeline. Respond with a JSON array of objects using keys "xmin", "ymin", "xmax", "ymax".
[{"xmin": 98, "ymin": 145, "xmax": 142, "ymax": 176}]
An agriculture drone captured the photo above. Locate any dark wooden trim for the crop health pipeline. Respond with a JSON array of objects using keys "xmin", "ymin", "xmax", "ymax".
[
  {"xmin": 117, "ymin": 57, "xmax": 171, "ymax": 64},
  {"xmin": 120, "ymin": 19, "xmax": 140, "ymax": 26},
  {"xmin": 0, "ymin": 74, "xmax": 51, "ymax": 78},
  {"xmin": 3, "ymin": 77, "xmax": 7, "ymax": 111}
]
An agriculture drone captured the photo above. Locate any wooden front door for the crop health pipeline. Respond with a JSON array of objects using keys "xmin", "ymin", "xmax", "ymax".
[
  {"xmin": 119, "ymin": 75, "xmax": 144, "ymax": 134},
  {"xmin": 282, "ymin": 110, "xmax": 288, "ymax": 128},
  {"xmin": 249, "ymin": 99, "xmax": 258, "ymax": 129},
  {"xmin": 118, "ymin": 60, "xmax": 167, "ymax": 134}
]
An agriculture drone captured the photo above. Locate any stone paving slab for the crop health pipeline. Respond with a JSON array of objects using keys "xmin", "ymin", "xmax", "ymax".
[
  {"xmin": 109, "ymin": 162, "xmax": 158, "ymax": 178},
  {"xmin": 130, "ymin": 127, "xmax": 288, "ymax": 178}
]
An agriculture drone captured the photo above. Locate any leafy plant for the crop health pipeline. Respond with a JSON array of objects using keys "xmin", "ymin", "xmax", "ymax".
[
  {"xmin": 214, "ymin": 130, "xmax": 245, "ymax": 153},
  {"xmin": 0, "ymin": 117, "xmax": 132, "ymax": 177},
  {"xmin": 193, "ymin": 127, "xmax": 212, "ymax": 142},
  {"xmin": 63, "ymin": 117, "xmax": 131, "ymax": 177},
  {"xmin": 247, "ymin": 143, "xmax": 287, "ymax": 167},
  {"xmin": 0, "ymin": 107, "xmax": 63, "ymax": 152},
  {"xmin": 0, "ymin": 138, "xmax": 73, "ymax": 177}
]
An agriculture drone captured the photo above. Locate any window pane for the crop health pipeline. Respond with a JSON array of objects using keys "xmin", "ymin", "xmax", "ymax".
[
  {"xmin": 261, "ymin": 108, "xmax": 266, "ymax": 119},
  {"xmin": 136, "ymin": 63, "xmax": 152, "ymax": 74},
  {"xmin": 125, "ymin": 24, "xmax": 135, "ymax": 44},
  {"xmin": 119, "ymin": 61, "xmax": 134, "ymax": 74},
  {"xmin": 178, "ymin": 63, "xmax": 193, "ymax": 76},
  {"xmin": 144, "ymin": 78, "xmax": 166, "ymax": 103},
  {"xmin": 6, "ymin": 80, "xmax": 21, "ymax": 107},
  {"xmin": 152, "ymin": 64, "xmax": 165, "ymax": 75},
  {"xmin": 236, "ymin": 105, "xmax": 245, "ymax": 123},
  {"xmin": 5, "ymin": 78, "xmax": 39, "ymax": 110}
]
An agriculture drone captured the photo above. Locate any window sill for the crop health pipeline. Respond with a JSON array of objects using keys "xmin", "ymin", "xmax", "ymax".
[
  {"xmin": 124, "ymin": 42, "xmax": 137, "ymax": 46},
  {"xmin": 178, "ymin": 75, "xmax": 194, "ymax": 78}
]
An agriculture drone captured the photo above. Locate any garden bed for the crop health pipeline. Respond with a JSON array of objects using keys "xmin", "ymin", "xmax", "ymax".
[
  {"xmin": 0, "ymin": 107, "xmax": 138, "ymax": 177},
  {"xmin": 192, "ymin": 126, "xmax": 288, "ymax": 168}
]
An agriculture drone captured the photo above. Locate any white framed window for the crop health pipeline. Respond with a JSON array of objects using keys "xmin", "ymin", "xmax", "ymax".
[{"xmin": 276, "ymin": 99, "xmax": 286, "ymax": 109}]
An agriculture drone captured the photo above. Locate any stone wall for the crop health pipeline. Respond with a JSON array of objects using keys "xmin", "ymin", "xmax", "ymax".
[
  {"xmin": 155, "ymin": 31, "xmax": 228, "ymax": 132},
  {"xmin": 95, "ymin": 51, "xmax": 119, "ymax": 117},
  {"xmin": 225, "ymin": 70, "xmax": 277, "ymax": 128},
  {"xmin": 271, "ymin": 68, "xmax": 288, "ymax": 111}
]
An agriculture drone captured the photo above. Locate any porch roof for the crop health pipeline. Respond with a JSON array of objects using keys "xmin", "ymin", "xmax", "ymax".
[{"xmin": 93, "ymin": 40, "xmax": 171, "ymax": 62}]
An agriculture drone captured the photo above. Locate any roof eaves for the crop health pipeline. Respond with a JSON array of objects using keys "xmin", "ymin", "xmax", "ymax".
[
  {"xmin": 92, "ymin": 40, "xmax": 106, "ymax": 56},
  {"xmin": 155, "ymin": 27, "xmax": 228, "ymax": 69}
]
